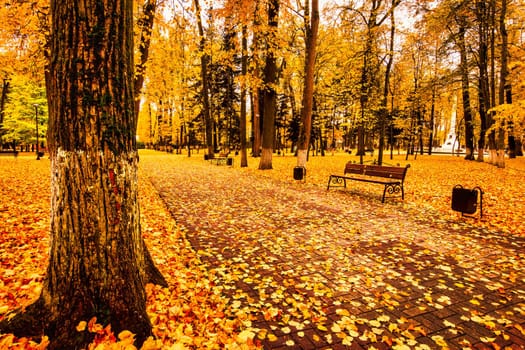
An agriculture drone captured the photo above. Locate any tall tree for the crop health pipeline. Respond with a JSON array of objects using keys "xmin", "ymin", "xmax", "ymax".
[
  {"xmin": 499, "ymin": 0, "xmax": 515, "ymax": 160},
  {"xmin": 475, "ymin": 0, "xmax": 492, "ymax": 162},
  {"xmin": 447, "ymin": 0, "xmax": 476, "ymax": 160},
  {"xmin": 194, "ymin": 0, "xmax": 214, "ymax": 157},
  {"xmin": 297, "ymin": 0, "xmax": 320, "ymax": 168},
  {"xmin": 377, "ymin": 0, "xmax": 396, "ymax": 165},
  {"xmin": 0, "ymin": 77, "xmax": 10, "ymax": 148},
  {"xmin": 258, "ymin": 0, "xmax": 280, "ymax": 169},
  {"xmin": 240, "ymin": 24, "xmax": 249, "ymax": 167},
  {"xmin": 134, "ymin": 0, "xmax": 160, "ymax": 124},
  {"xmin": 348, "ymin": 0, "xmax": 401, "ymax": 162},
  {"xmin": 250, "ymin": 0, "xmax": 263, "ymax": 158},
  {"xmin": 0, "ymin": 0, "xmax": 156, "ymax": 348}
]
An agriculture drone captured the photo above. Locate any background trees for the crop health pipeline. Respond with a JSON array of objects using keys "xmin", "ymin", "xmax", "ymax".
[
  {"xmin": 1, "ymin": 0, "xmax": 524, "ymax": 162},
  {"xmin": 0, "ymin": 0, "xmax": 47, "ymax": 152}
]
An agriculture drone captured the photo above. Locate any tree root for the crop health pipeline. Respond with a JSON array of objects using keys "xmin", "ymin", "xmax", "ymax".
[
  {"xmin": 0, "ymin": 297, "xmax": 46, "ymax": 340},
  {"xmin": 144, "ymin": 242, "xmax": 168, "ymax": 288}
]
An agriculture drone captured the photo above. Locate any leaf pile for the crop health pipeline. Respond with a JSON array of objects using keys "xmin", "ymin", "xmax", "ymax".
[
  {"xmin": 0, "ymin": 155, "xmax": 261, "ymax": 349},
  {"xmin": 238, "ymin": 153, "xmax": 525, "ymax": 236},
  {"xmin": 140, "ymin": 151, "xmax": 525, "ymax": 349},
  {"xmin": 1, "ymin": 151, "xmax": 525, "ymax": 349}
]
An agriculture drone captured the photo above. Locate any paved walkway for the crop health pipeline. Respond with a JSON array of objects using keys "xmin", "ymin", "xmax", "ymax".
[{"xmin": 142, "ymin": 156, "xmax": 525, "ymax": 349}]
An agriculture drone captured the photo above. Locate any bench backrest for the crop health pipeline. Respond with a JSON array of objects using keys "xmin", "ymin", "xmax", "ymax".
[{"xmin": 344, "ymin": 162, "xmax": 409, "ymax": 180}]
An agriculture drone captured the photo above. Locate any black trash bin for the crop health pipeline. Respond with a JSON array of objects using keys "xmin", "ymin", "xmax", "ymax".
[
  {"xmin": 293, "ymin": 166, "xmax": 306, "ymax": 181},
  {"xmin": 451, "ymin": 185, "xmax": 483, "ymax": 218}
]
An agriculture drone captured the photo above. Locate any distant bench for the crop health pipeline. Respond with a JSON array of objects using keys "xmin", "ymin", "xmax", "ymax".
[
  {"xmin": 210, "ymin": 157, "xmax": 233, "ymax": 166},
  {"xmin": 0, "ymin": 150, "xmax": 19, "ymax": 157},
  {"xmin": 327, "ymin": 162, "xmax": 410, "ymax": 203},
  {"xmin": 204, "ymin": 153, "xmax": 233, "ymax": 166}
]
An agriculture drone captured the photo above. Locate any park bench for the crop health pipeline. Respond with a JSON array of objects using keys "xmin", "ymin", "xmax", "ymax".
[
  {"xmin": 327, "ymin": 162, "xmax": 410, "ymax": 203},
  {"xmin": 0, "ymin": 150, "xmax": 19, "ymax": 157},
  {"xmin": 204, "ymin": 149, "xmax": 233, "ymax": 166},
  {"xmin": 204, "ymin": 153, "xmax": 233, "ymax": 166},
  {"xmin": 210, "ymin": 156, "xmax": 233, "ymax": 166}
]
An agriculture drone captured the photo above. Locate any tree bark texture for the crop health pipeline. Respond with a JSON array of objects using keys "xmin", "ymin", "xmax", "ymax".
[
  {"xmin": 194, "ymin": 0, "xmax": 214, "ymax": 157},
  {"xmin": 297, "ymin": 0, "xmax": 319, "ymax": 169},
  {"xmin": 250, "ymin": 1, "xmax": 263, "ymax": 158},
  {"xmin": 476, "ymin": 0, "xmax": 492, "ymax": 162},
  {"xmin": 134, "ymin": 0, "xmax": 158, "ymax": 126},
  {"xmin": 499, "ymin": 0, "xmax": 514, "ymax": 160},
  {"xmin": 240, "ymin": 25, "xmax": 249, "ymax": 167},
  {"xmin": 258, "ymin": 0, "xmax": 280, "ymax": 170},
  {"xmin": 0, "ymin": 1, "xmax": 152, "ymax": 348},
  {"xmin": 456, "ymin": 17, "xmax": 475, "ymax": 160},
  {"xmin": 378, "ymin": 2, "xmax": 395, "ymax": 164},
  {"xmin": 357, "ymin": 2, "xmax": 381, "ymax": 160}
]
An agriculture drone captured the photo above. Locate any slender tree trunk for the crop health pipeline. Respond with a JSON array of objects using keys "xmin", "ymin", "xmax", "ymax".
[
  {"xmin": 250, "ymin": 1, "xmax": 262, "ymax": 157},
  {"xmin": 357, "ymin": 2, "xmax": 381, "ymax": 162},
  {"xmin": 378, "ymin": 1, "xmax": 395, "ymax": 165},
  {"xmin": 1, "ymin": 1, "xmax": 152, "ymax": 348},
  {"xmin": 240, "ymin": 25, "xmax": 248, "ymax": 167},
  {"xmin": 134, "ymin": 0, "xmax": 157, "ymax": 124},
  {"xmin": 194, "ymin": 0, "xmax": 214, "ymax": 157},
  {"xmin": 428, "ymin": 87, "xmax": 435, "ymax": 154},
  {"xmin": 0, "ymin": 78, "xmax": 9, "ymax": 149},
  {"xmin": 0, "ymin": 79, "xmax": 8, "ymax": 126},
  {"xmin": 130, "ymin": 0, "xmax": 166, "ymax": 287},
  {"xmin": 251, "ymin": 90, "xmax": 261, "ymax": 156},
  {"xmin": 499, "ymin": 0, "xmax": 514, "ymax": 160},
  {"xmin": 456, "ymin": 18, "xmax": 475, "ymax": 160},
  {"xmin": 428, "ymin": 42, "xmax": 439, "ymax": 155},
  {"xmin": 297, "ymin": 0, "xmax": 319, "ymax": 168},
  {"xmin": 476, "ymin": 0, "xmax": 493, "ymax": 163},
  {"xmin": 258, "ymin": 0, "xmax": 280, "ymax": 170},
  {"xmin": 487, "ymin": 0, "xmax": 504, "ymax": 167}
]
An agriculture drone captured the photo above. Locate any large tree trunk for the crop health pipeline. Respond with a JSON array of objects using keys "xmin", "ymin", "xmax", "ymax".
[
  {"xmin": 258, "ymin": 0, "xmax": 280, "ymax": 170},
  {"xmin": 0, "ymin": 0, "xmax": 152, "ymax": 348},
  {"xmin": 297, "ymin": 0, "xmax": 319, "ymax": 168}
]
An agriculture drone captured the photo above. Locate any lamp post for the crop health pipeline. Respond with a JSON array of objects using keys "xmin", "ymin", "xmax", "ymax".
[{"xmin": 34, "ymin": 104, "xmax": 40, "ymax": 160}]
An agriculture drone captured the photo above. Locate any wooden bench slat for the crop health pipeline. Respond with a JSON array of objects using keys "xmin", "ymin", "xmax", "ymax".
[
  {"xmin": 208, "ymin": 156, "xmax": 233, "ymax": 166},
  {"xmin": 329, "ymin": 162, "xmax": 410, "ymax": 203}
]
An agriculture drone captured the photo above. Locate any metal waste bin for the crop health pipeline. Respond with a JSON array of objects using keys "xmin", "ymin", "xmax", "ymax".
[
  {"xmin": 293, "ymin": 166, "xmax": 306, "ymax": 181},
  {"xmin": 451, "ymin": 185, "xmax": 483, "ymax": 218}
]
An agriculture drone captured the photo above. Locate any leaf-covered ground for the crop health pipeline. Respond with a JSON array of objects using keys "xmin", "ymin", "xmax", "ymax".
[{"xmin": 1, "ymin": 151, "xmax": 525, "ymax": 349}]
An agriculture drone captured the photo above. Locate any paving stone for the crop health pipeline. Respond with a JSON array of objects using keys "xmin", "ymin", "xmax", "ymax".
[
  {"xmin": 414, "ymin": 312, "xmax": 448, "ymax": 334},
  {"xmin": 144, "ymin": 157, "xmax": 525, "ymax": 349}
]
